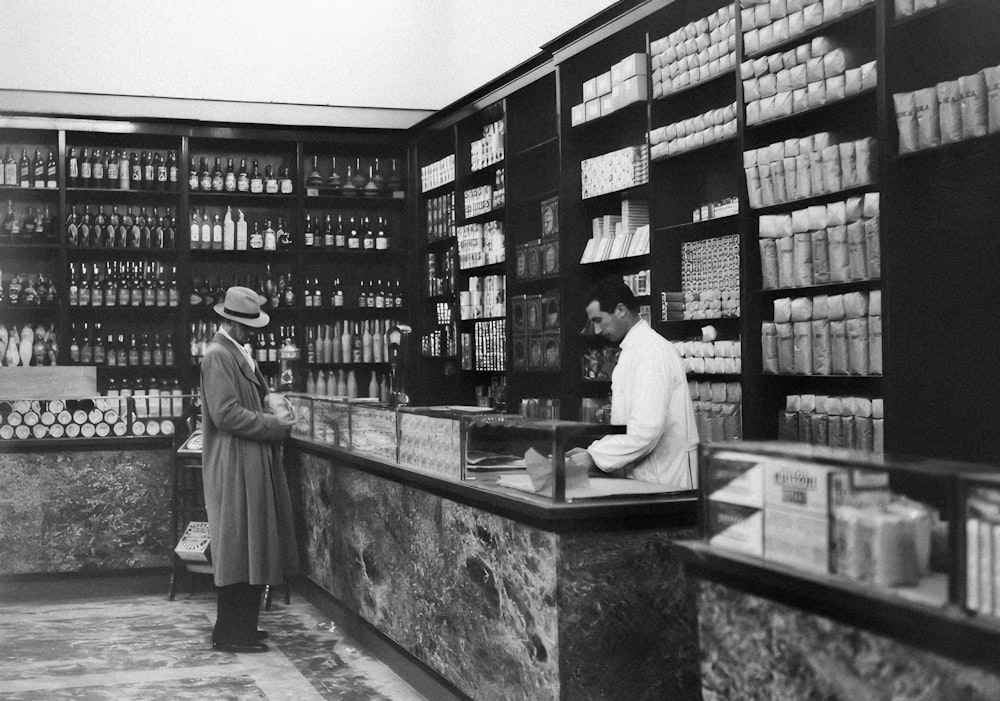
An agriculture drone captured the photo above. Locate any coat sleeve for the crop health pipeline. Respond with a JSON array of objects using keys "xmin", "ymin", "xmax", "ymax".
[
  {"xmin": 201, "ymin": 347, "xmax": 289, "ymax": 443},
  {"xmin": 587, "ymin": 353, "xmax": 671, "ymax": 472}
]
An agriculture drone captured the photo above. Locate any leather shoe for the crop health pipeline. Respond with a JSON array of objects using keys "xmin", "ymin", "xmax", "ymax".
[
  {"xmin": 255, "ymin": 630, "xmax": 269, "ymax": 640},
  {"xmin": 213, "ymin": 641, "xmax": 269, "ymax": 653}
]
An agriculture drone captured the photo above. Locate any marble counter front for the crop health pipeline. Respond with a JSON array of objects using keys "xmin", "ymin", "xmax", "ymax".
[
  {"xmin": 0, "ymin": 445, "xmax": 173, "ymax": 576},
  {"xmin": 286, "ymin": 443, "xmax": 702, "ymax": 700}
]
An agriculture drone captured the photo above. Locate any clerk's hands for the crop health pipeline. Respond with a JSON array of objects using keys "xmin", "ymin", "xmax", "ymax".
[
  {"xmin": 566, "ymin": 447, "xmax": 600, "ymax": 476},
  {"xmin": 266, "ymin": 393, "xmax": 297, "ymax": 428}
]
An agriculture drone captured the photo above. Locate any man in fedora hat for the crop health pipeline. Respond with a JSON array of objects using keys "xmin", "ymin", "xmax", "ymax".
[{"xmin": 200, "ymin": 286, "xmax": 298, "ymax": 653}]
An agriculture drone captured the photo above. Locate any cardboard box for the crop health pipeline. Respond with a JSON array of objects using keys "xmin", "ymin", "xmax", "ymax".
[
  {"xmin": 571, "ymin": 102, "xmax": 587, "ymax": 127},
  {"xmin": 527, "ymin": 336, "xmax": 545, "ymax": 370},
  {"xmin": 541, "ymin": 196, "xmax": 559, "ymax": 238},
  {"xmin": 596, "ymin": 70, "xmax": 613, "ymax": 95},
  {"xmin": 708, "ymin": 502, "xmax": 764, "ymax": 556},
  {"xmin": 585, "ymin": 98, "xmax": 601, "ymax": 122},
  {"xmin": 174, "ymin": 521, "xmax": 211, "ymax": 563},
  {"xmin": 511, "ymin": 295, "xmax": 527, "ymax": 335},
  {"xmin": 541, "ymin": 239, "xmax": 560, "ymax": 277},
  {"xmin": 512, "ymin": 336, "xmax": 528, "ymax": 370},
  {"xmin": 526, "ymin": 295, "xmax": 544, "ymax": 333},
  {"xmin": 583, "ymin": 77, "xmax": 598, "ymax": 101},
  {"xmin": 763, "ymin": 460, "xmax": 850, "ymax": 515},
  {"xmin": 621, "ymin": 75, "xmax": 648, "ymax": 105},
  {"xmin": 600, "ymin": 93, "xmax": 615, "ymax": 116},
  {"xmin": 542, "ymin": 291, "xmax": 561, "ymax": 331},
  {"xmin": 618, "ymin": 53, "xmax": 648, "ymax": 80},
  {"xmin": 705, "ymin": 450, "xmax": 765, "ymax": 508},
  {"xmin": 764, "ymin": 505, "xmax": 833, "ymax": 574},
  {"xmin": 543, "ymin": 334, "xmax": 561, "ymax": 369}
]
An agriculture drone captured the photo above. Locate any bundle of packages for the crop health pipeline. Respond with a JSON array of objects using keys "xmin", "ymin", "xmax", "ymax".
[
  {"xmin": 673, "ymin": 335, "xmax": 742, "ymax": 375},
  {"xmin": 778, "ymin": 394, "xmax": 883, "ymax": 452},
  {"xmin": 742, "ymin": 35, "xmax": 877, "ymax": 125},
  {"xmin": 894, "ymin": 63, "xmax": 1000, "ymax": 154},
  {"xmin": 690, "ymin": 380, "xmax": 742, "ymax": 442},
  {"xmin": 650, "ymin": 4, "xmax": 737, "ymax": 99},
  {"xmin": 649, "ymin": 103, "xmax": 738, "ymax": 159},
  {"xmin": 741, "ymin": 0, "xmax": 876, "ymax": 56},
  {"xmin": 894, "ymin": 0, "xmax": 954, "ymax": 19},
  {"xmin": 745, "ymin": 132, "xmax": 876, "ymax": 208},
  {"xmin": 758, "ymin": 191, "xmax": 880, "ymax": 288}
]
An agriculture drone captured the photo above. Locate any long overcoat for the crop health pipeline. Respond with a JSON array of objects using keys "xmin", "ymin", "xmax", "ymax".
[{"xmin": 200, "ymin": 332, "xmax": 298, "ymax": 587}]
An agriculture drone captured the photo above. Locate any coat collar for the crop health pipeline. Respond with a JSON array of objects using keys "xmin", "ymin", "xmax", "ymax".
[{"xmin": 210, "ymin": 331, "xmax": 263, "ymax": 390}]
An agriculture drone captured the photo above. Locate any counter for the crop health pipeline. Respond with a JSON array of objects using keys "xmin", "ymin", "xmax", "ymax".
[{"xmin": 286, "ymin": 436, "xmax": 700, "ymax": 701}]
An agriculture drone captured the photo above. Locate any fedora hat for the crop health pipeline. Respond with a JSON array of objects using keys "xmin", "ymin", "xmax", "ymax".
[{"xmin": 215, "ymin": 286, "xmax": 270, "ymax": 328}]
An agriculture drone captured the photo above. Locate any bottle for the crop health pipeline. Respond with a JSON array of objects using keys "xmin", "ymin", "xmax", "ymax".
[
  {"xmin": 372, "ymin": 320, "xmax": 383, "ymax": 363},
  {"xmin": 66, "ymin": 147, "xmax": 79, "ymax": 187},
  {"xmin": 263, "ymin": 219, "xmax": 276, "ymax": 251},
  {"xmin": 362, "ymin": 320, "xmax": 373, "ymax": 363},
  {"xmin": 200, "ymin": 208, "xmax": 212, "ymax": 250},
  {"xmin": 237, "ymin": 158, "xmax": 249, "ymax": 192},
  {"xmin": 372, "ymin": 157, "xmax": 386, "ymax": 194},
  {"xmin": 334, "ymin": 214, "xmax": 346, "ymax": 249},
  {"xmin": 223, "ymin": 206, "xmax": 235, "ymax": 250},
  {"xmin": 32, "ymin": 149, "xmax": 46, "ymax": 188},
  {"xmin": 276, "ymin": 217, "xmax": 292, "ymax": 249},
  {"xmin": 116, "ymin": 262, "xmax": 130, "ymax": 307},
  {"xmin": 224, "ymin": 157, "xmax": 236, "ymax": 192},
  {"xmin": 341, "ymin": 160, "xmax": 356, "ymax": 196},
  {"xmin": 128, "ymin": 333, "xmax": 140, "ymax": 366},
  {"xmin": 137, "ymin": 206, "xmax": 150, "ymax": 248},
  {"xmin": 351, "ymin": 157, "xmax": 366, "ymax": 193},
  {"xmin": 155, "ymin": 151, "xmax": 167, "ymax": 189},
  {"xmin": 267, "ymin": 332, "xmax": 278, "ymax": 363},
  {"xmin": 198, "ymin": 156, "xmax": 211, "ymax": 191},
  {"xmin": 4, "ymin": 148, "xmax": 17, "ymax": 187},
  {"xmin": 143, "ymin": 151, "xmax": 155, "ymax": 188},
  {"xmin": 352, "ymin": 321, "xmax": 363, "ymax": 362},
  {"xmin": 69, "ymin": 326, "xmax": 81, "ymax": 362},
  {"xmin": 103, "ymin": 261, "xmax": 117, "ymax": 306},
  {"xmin": 362, "ymin": 215, "xmax": 375, "ymax": 251},
  {"xmin": 303, "ymin": 213, "xmax": 314, "ymax": 247},
  {"xmin": 358, "ymin": 279, "xmax": 367, "ymax": 308},
  {"xmin": 168, "ymin": 265, "xmax": 180, "ymax": 307},
  {"xmin": 28, "ymin": 148, "xmax": 43, "ymax": 187},
  {"xmin": 347, "ymin": 215, "xmax": 360, "ymax": 249},
  {"xmin": 364, "ymin": 161, "xmax": 379, "ymax": 197},
  {"xmin": 327, "ymin": 156, "xmax": 342, "ymax": 191},
  {"xmin": 368, "ymin": 371, "xmax": 379, "ymax": 399},
  {"xmin": 388, "ymin": 157, "xmax": 404, "ymax": 193},
  {"xmin": 279, "ymin": 165, "xmax": 293, "ymax": 194},
  {"xmin": 347, "ymin": 369, "xmax": 358, "ymax": 398},
  {"xmin": 337, "ymin": 369, "xmax": 348, "ymax": 396},
  {"xmin": 250, "ymin": 159, "xmax": 263, "ymax": 193},
  {"xmin": 264, "ymin": 164, "xmax": 278, "ymax": 194},
  {"xmin": 189, "ymin": 210, "xmax": 200, "ymax": 250},
  {"xmin": 131, "ymin": 264, "xmax": 144, "ymax": 307},
  {"xmin": 211, "ymin": 213, "xmax": 223, "ymax": 250},
  {"xmin": 323, "ymin": 214, "xmax": 335, "ymax": 248},
  {"xmin": 211, "ymin": 157, "xmax": 224, "ymax": 192},
  {"xmin": 340, "ymin": 322, "xmax": 352, "ymax": 362},
  {"xmin": 119, "ymin": 151, "xmax": 131, "ymax": 190},
  {"xmin": 249, "ymin": 220, "xmax": 263, "ymax": 250},
  {"xmin": 331, "ymin": 322, "xmax": 342, "ymax": 363},
  {"xmin": 306, "ymin": 155, "xmax": 323, "ymax": 187},
  {"xmin": 165, "ymin": 333, "xmax": 176, "ymax": 366},
  {"xmin": 105, "ymin": 149, "xmax": 119, "ymax": 189},
  {"xmin": 332, "ymin": 278, "xmax": 344, "ymax": 308},
  {"xmin": 45, "ymin": 150, "xmax": 58, "ymax": 188},
  {"xmin": 375, "ymin": 216, "xmax": 389, "ymax": 250},
  {"xmin": 167, "ymin": 151, "xmax": 178, "ymax": 189},
  {"xmin": 130, "ymin": 151, "xmax": 142, "ymax": 189},
  {"xmin": 306, "ymin": 326, "xmax": 316, "ymax": 363},
  {"xmin": 236, "ymin": 210, "xmax": 248, "ymax": 250}
]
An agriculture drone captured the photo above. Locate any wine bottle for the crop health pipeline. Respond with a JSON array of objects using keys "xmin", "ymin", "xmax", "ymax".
[
  {"xmin": 237, "ymin": 158, "xmax": 249, "ymax": 192},
  {"xmin": 224, "ymin": 157, "xmax": 236, "ymax": 192},
  {"xmin": 211, "ymin": 157, "xmax": 224, "ymax": 192},
  {"xmin": 45, "ymin": 150, "xmax": 58, "ymax": 188},
  {"xmin": 250, "ymin": 159, "xmax": 263, "ymax": 193},
  {"xmin": 236, "ymin": 210, "xmax": 248, "ymax": 251},
  {"xmin": 223, "ymin": 206, "xmax": 235, "ymax": 250}
]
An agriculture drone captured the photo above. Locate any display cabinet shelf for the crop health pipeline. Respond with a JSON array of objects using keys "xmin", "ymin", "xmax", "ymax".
[
  {"xmin": 654, "ymin": 67, "xmax": 736, "ymax": 103},
  {"xmin": 747, "ymin": 86, "xmax": 878, "ymax": 131},
  {"xmin": 650, "ymin": 135, "xmax": 738, "ymax": 164},
  {"xmin": 66, "ymin": 187, "xmax": 179, "ymax": 200},
  {"xmin": 752, "ymin": 183, "xmax": 878, "ymax": 215},
  {"xmin": 0, "ymin": 242, "xmax": 60, "ymax": 250},
  {"xmin": 744, "ymin": 2, "xmax": 877, "ymax": 60},
  {"xmin": 187, "ymin": 192, "xmax": 296, "ymax": 206},
  {"xmin": 761, "ymin": 279, "xmax": 882, "ymax": 297},
  {"xmin": 893, "ymin": 131, "xmax": 1000, "ymax": 162},
  {"xmin": 510, "ymin": 136, "xmax": 559, "ymax": 161}
]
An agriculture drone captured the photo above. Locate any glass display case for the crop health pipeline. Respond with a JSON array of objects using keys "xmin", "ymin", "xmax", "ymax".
[
  {"xmin": 284, "ymin": 393, "xmax": 313, "ymax": 440},
  {"xmin": 699, "ymin": 441, "xmax": 1000, "ymax": 612},
  {"xmin": 397, "ymin": 406, "xmax": 492, "ymax": 478},
  {"xmin": 347, "ymin": 399, "xmax": 397, "ymax": 462}
]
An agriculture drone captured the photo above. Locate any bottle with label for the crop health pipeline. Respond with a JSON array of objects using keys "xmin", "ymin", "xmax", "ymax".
[
  {"xmin": 212, "ymin": 213, "xmax": 223, "ymax": 250},
  {"xmin": 66, "ymin": 147, "xmax": 79, "ymax": 187},
  {"xmin": 105, "ymin": 149, "xmax": 118, "ymax": 188},
  {"xmin": 167, "ymin": 151, "xmax": 178, "ymax": 189},
  {"xmin": 211, "ymin": 157, "xmax": 224, "ymax": 192},
  {"xmin": 189, "ymin": 210, "xmax": 200, "ymax": 250},
  {"xmin": 334, "ymin": 214, "xmax": 346, "ymax": 248},
  {"xmin": 66, "ymin": 206, "xmax": 79, "ymax": 246},
  {"xmin": 264, "ymin": 164, "xmax": 278, "ymax": 194},
  {"xmin": 303, "ymin": 213, "xmax": 314, "ymax": 248},
  {"xmin": 351, "ymin": 157, "xmax": 366, "ymax": 193},
  {"xmin": 46, "ymin": 151, "xmax": 58, "ymax": 188},
  {"xmin": 200, "ymin": 208, "xmax": 212, "ymax": 250},
  {"xmin": 198, "ymin": 156, "xmax": 211, "ymax": 191},
  {"xmin": 236, "ymin": 210, "xmax": 248, "ymax": 250},
  {"xmin": 249, "ymin": 220, "xmax": 264, "ymax": 250},
  {"xmin": 341, "ymin": 160, "xmax": 356, "ymax": 196},
  {"xmin": 279, "ymin": 165, "xmax": 293, "ymax": 194},
  {"xmin": 347, "ymin": 216, "xmax": 360, "ymax": 249},
  {"xmin": 306, "ymin": 155, "xmax": 323, "ymax": 188},
  {"xmin": 78, "ymin": 205, "xmax": 91, "ymax": 247},
  {"xmin": 223, "ymin": 206, "xmax": 235, "ymax": 250},
  {"xmin": 33, "ymin": 149, "xmax": 47, "ymax": 188},
  {"xmin": 126, "ymin": 151, "xmax": 140, "ymax": 189},
  {"xmin": 362, "ymin": 216, "xmax": 375, "ymax": 251},
  {"xmin": 263, "ymin": 219, "xmax": 276, "ymax": 251},
  {"xmin": 5, "ymin": 148, "xmax": 18, "ymax": 187},
  {"xmin": 237, "ymin": 158, "xmax": 249, "ymax": 192},
  {"xmin": 168, "ymin": 265, "xmax": 180, "ymax": 307},
  {"xmin": 155, "ymin": 152, "xmax": 167, "ymax": 189},
  {"xmin": 332, "ymin": 278, "xmax": 344, "ymax": 308},
  {"xmin": 250, "ymin": 160, "xmax": 263, "ymax": 193},
  {"xmin": 327, "ymin": 156, "xmax": 342, "ymax": 191},
  {"xmin": 276, "ymin": 217, "xmax": 292, "ymax": 249},
  {"xmin": 138, "ymin": 206, "xmax": 151, "ymax": 248},
  {"xmin": 67, "ymin": 148, "xmax": 80, "ymax": 187},
  {"xmin": 143, "ymin": 151, "xmax": 155, "ymax": 188},
  {"xmin": 224, "ymin": 157, "xmax": 236, "ymax": 192},
  {"xmin": 375, "ymin": 216, "xmax": 389, "ymax": 250},
  {"xmin": 323, "ymin": 214, "xmax": 335, "ymax": 248}
]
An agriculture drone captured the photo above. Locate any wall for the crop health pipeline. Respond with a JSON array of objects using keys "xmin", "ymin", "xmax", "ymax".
[{"xmin": 0, "ymin": 0, "xmax": 617, "ymax": 128}]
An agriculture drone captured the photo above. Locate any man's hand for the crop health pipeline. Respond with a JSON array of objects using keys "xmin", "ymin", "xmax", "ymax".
[{"xmin": 566, "ymin": 447, "xmax": 596, "ymax": 472}]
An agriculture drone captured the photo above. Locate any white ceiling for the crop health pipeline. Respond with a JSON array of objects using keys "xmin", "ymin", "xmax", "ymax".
[{"xmin": 0, "ymin": 0, "xmax": 618, "ymax": 128}]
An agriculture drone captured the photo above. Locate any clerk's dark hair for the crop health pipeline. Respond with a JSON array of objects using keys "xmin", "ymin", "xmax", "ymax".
[{"xmin": 586, "ymin": 277, "xmax": 639, "ymax": 314}]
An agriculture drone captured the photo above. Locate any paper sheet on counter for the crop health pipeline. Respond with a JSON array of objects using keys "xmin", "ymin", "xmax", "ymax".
[{"xmin": 496, "ymin": 474, "xmax": 680, "ymax": 499}]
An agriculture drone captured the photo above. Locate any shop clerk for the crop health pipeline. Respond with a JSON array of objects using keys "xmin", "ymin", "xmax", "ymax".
[{"xmin": 567, "ymin": 278, "xmax": 699, "ymax": 489}]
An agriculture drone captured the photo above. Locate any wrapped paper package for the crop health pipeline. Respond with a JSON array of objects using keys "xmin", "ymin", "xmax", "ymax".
[
  {"xmin": 913, "ymin": 87, "xmax": 941, "ymax": 150},
  {"xmin": 744, "ymin": 78, "xmax": 761, "ymax": 102},
  {"xmin": 865, "ymin": 215, "xmax": 881, "ymax": 278},
  {"xmin": 793, "ymin": 232, "xmax": 814, "ymax": 286},
  {"xmin": 873, "ymin": 417, "xmax": 884, "ymax": 453},
  {"xmin": 823, "ymin": 0, "xmax": 843, "ymax": 20},
  {"xmin": 864, "ymin": 509, "xmax": 921, "ymax": 587},
  {"xmin": 790, "ymin": 296, "xmax": 813, "ymax": 321},
  {"xmin": 777, "ymin": 322, "xmax": 795, "ymax": 374},
  {"xmin": 791, "ymin": 207, "xmax": 810, "ymax": 232},
  {"xmin": 869, "ymin": 289, "xmax": 882, "ymax": 316},
  {"xmin": 771, "ymin": 0, "xmax": 789, "ymax": 20},
  {"xmin": 845, "ymin": 67, "xmax": 863, "ymax": 96},
  {"xmin": 773, "ymin": 235, "xmax": 793, "ymax": 287},
  {"xmin": 830, "ymin": 319, "xmax": 849, "ymax": 374},
  {"xmin": 860, "ymin": 60, "xmax": 878, "ymax": 91},
  {"xmin": 774, "ymin": 296, "xmax": 793, "ymax": 323},
  {"xmin": 842, "ymin": 414, "xmax": 857, "ymax": 449},
  {"xmin": 791, "ymin": 63, "xmax": 808, "ymax": 90},
  {"xmin": 936, "ymin": 80, "xmax": 963, "ymax": 144},
  {"xmin": 959, "ymin": 72, "xmax": 989, "ymax": 140},
  {"xmin": 793, "ymin": 320, "xmax": 813, "ymax": 374},
  {"xmin": 807, "ymin": 57, "xmax": 826, "ymax": 84},
  {"xmin": 793, "ymin": 87, "xmax": 810, "ymax": 112},
  {"xmin": 855, "ymin": 415, "xmax": 874, "ymax": 450},
  {"xmin": 841, "ymin": 0, "xmax": 861, "ymax": 9},
  {"xmin": 828, "ymin": 413, "xmax": 844, "ymax": 447},
  {"xmin": 839, "ymin": 141, "xmax": 857, "ymax": 188},
  {"xmin": 846, "ymin": 221, "xmax": 868, "ymax": 280},
  {"xmin": 783, "ymin": 156, "xmax": 798, "ymax": 195},
  {"xmin": 813, "ymin": 294, "xmax": 829, "ymax": 320},
  {"xmin": 779, "ymin": 411, "xmax": 799, "ymax": 440},
  {"xmin": 760, "ymin": 162, "xmax": 775, "ymax": 206},
  {"xmin": 863, "ymin": 191, "xmax": 879, "ymax": 218},
  {"xmin": 847, "ymin": 317, "xmax": 870, "ymax": 374},
  {"xmin": 812, "ymin": 228, "xmax": 831, "ymax": 283},
  {"xmin": 812, "ymin": 318, "xmax": 832, "ymax": 375},
  {"xmin": 893, "ymin": 91, "xmax": 919, "ymax": 153},
  {"xmin": 985, "ymin": 65, "xmax": 1000, "ymax": 134},
  {"xmin": 827, "ymin": 200, "xmax": 847, "ymax": 226},
  {"xmin": 855, "ymin": 137, "xmax": 876, "ymax": 185},
  {"xmin": 808, "ymin": 204, "xmax": 829, "ymax": 230},
  {"xmin": 894, "ymin": 0, "xmax": 915, "ymax": 17},
  {"xmin": 787, "ymin": 394, "xmax": 802, "ymax": 412},
  {"xmin": 763, "ymin": 322, "xmax": 780, "ymax": 373},
  {"xmin": 782, "ymin": 49, "xmax": 798, "ymax": 71},
  {"xmin": 759, "ymin": 73, "xmax": 778, "ymax": 98},
  {"xmin": 809, "ymin": 147, "xmax": 825, "ymax": 194},
  {"xmin": 843, "ymin": 290, "xmax": 869, "ymax": 318},
  {"xmin": 746, "ymin": 167, "xmax": 763, "ymax": 208},
  {"xmin": 822, "ymin": 144, "xmax": 843, "ymax": 193},
  {"xmin": 796, "ymin": 153, "xmax": 812, "ymax": 200},
  {"xmin": 828, "ymin": 225, "xmax": 850, "ymax": 282},
  {"xmin": 788, "ymin": 0, "xmax": 805, "ymax": 13},
  {"xmin": 823, "ymin": 48, "xmax": 854, "ymax": 78},
  {"xmin": 835, "ymin": 505, "xmax": 868, "ymax": 578},
  {"xmin": 760, "ymin": 238, "xmax": 780, "ymax": 289},
  {"xmin": 811, "ymin": 411, "xmax": 829, "ymax": 445},
  {"xmin": 773, "ymin": 158, "xmax": 788, "ymax": 201},
  {"xmin": 795, "ymin": 42, "xmax": 811, "ymax": 65},
  {"xmin": 812, "ymin": 36, "xmax": 838, "ymax": 56},
  {"xmin": 808, "ymin": 79, "xmax": 827, "ymax": 109},
  {"xmin": 868, "ymin": 315, "xmax": 883, "ymax": 375},
  {"xmin": 827, "ymin": 74, "xmax": 846, "ymax": 102},
  {"xmin": 798, "ymin": 409, "xmax": 813, "ymax": 443},
  {"xmin": 889, "ymin": 499, "xmax": 932, "ymax": 576},
  {"xmin": 845, "ymin": 195, "xmax": 864, "ymax": 221},
  {"xmin": 801, "ymin": 393, "xmax": 816, "ymax": 413},
  {"xmin": 827, "ymin": 293, "xmax": 846, "ymax": 320}
]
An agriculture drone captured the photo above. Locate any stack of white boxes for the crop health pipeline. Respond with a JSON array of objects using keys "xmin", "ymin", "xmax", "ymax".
[
  {"xmin": 420, "ymin": 154, "xmax": 455, "ymax": 193},
  {"xmin": 650, "ymin": 4, "xmax": 737, "ymax": 99},
  {"xmin": 571, "ymin": 53, "xmax": 648, "ymax": 126},
  {"xmin": 742, "ymin": 36, "xmax": 877, "ymax": 125},
  {"xmin": 470, "ymin": 120, "xmax": 505, "ymax": 172},
  {"xmin": 580, "ymin": 145, "xmax": 649, "ymax": 199}
]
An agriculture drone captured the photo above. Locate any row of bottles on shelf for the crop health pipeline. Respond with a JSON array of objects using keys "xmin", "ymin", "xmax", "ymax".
[
  {"xmin": 1, "ymin": 271, "xmax": 57, "ymax": 305},
  {"xmin": 0, "ymin": 324, "xmax": 57, "ymax": 366},
  {"xmin": 190, "ymin": 156, "xmax": 291, "ymax": 195},
  {"xmin": 69, "ymin": 323, "xmax": 177, "ymax": 367},
  {"xmin": 67, "ymin": 205, "xmax": 177, "ymax": 248},
  {"xmin": 2, "ymin": 201, "xmax": 56, "ymax": 242},
  {"xmin": 306, "ymin": 368, "xmax": 387, "ymax": 401},
  {"xmin": 67, "ymin": 148, "xmax": 178, "ymax": 190},
  {"xmin": 68, "ymin": 261, "xmax": 179, "ymax": 308},
  {"xmin": 108, "ymin": 376, "xmax": 186, "ymax": 418},
  {"xmin": 304, "ymin": 155, "xmax": 404, "ymax": 195},
  {"xmin": 190, "ymin": 270, "xmax": 297, "ymax": 309},
  {"xmin": 306, "ymin": 320, "xmax": 394, "ymax": 365},
  {"xmin": 1, "ymin": 147, "xmax": 57, "ymax": 189},
  {"xmin": 189, "ymin": 207, "xmax": 291, "ymax": 251},
  {"xmin": 302, "ymin": 213, "xmax": 393, "ymax": 250},
  {"xmin": 307, "ymin": 278, "xmax": 404, "ymax": 310},
  {"xmin": 189, "ymin": 269, "xmax": 403, "ymax": 311},
  {"xmin": 188, "ymin": 322, "xmax": 302, "ymax": 367}
]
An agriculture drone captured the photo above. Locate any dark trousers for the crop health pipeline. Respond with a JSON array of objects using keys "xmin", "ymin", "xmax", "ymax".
[{"xmin": 213, "ymin": 583, "xmax": 263, "ymax": 645}]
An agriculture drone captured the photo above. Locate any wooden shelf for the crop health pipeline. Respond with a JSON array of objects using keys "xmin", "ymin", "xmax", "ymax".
[
  {"xmin": 752, "ymin": 184, "xmax": 878, "ymax": 215},
  {"xmin": 747, "ymin": 86, "xmax": 877, "ymax": 130}
]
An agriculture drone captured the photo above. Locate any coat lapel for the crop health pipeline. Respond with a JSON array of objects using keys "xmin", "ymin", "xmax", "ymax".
[{"xmin": 210, "ymin": 331, "xmax": 262, "ymax": 390}]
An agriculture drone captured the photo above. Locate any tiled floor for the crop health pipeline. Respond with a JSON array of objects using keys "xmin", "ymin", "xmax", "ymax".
[{"xmin": 0, "ymin": 589, "xmax": 427, "ymax": 700}]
